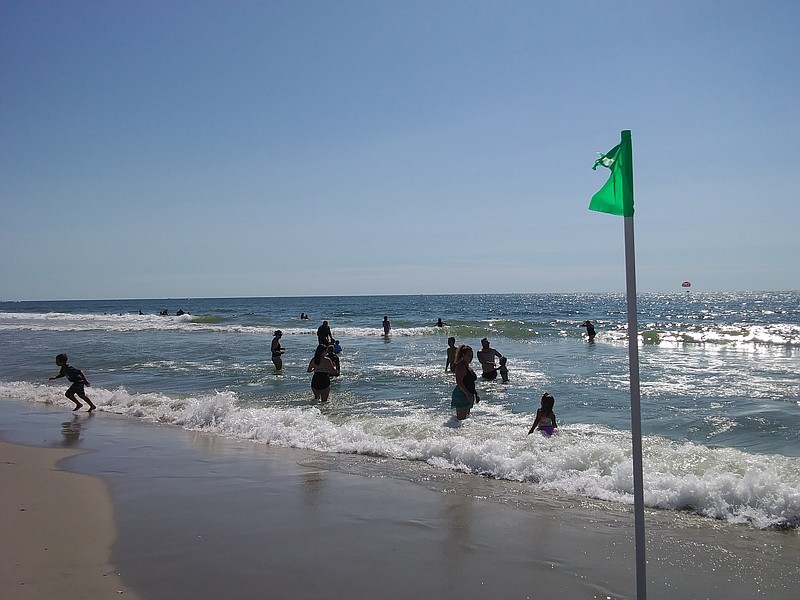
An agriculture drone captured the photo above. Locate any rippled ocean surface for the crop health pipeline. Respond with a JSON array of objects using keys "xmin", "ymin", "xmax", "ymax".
[{"xmin": 1, "ymin": 292, "xmax": 798, "ymax": 529}]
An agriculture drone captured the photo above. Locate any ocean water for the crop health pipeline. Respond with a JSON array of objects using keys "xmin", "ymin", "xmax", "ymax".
[{"xmin": 1, "ymin": 292, "xmax": 798, "ymax": 530}]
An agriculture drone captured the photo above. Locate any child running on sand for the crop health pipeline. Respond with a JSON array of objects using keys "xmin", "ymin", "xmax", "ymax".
[
  {"xmin": 50, "ymin": 353, "xmax": 96, "ymax": 412},
  {"xmin": 528, "ymin": 393, "xmax": 557, "ymax": 436}
]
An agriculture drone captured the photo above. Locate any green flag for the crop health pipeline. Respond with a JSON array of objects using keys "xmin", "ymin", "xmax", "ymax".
[{"xmin": 589, "ymin": 130, "xmax": 634, "ymax": 217}]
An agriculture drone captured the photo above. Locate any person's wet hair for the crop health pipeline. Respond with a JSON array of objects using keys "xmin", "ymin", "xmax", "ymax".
[{"xmin": 454, "ymin": 344, "xmax": 472, "ymax": 364}]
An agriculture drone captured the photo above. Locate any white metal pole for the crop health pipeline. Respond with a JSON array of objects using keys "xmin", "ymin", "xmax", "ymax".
[{"xmin": 624, "ymin": 214, "xmax": 647, "ymax": 600}]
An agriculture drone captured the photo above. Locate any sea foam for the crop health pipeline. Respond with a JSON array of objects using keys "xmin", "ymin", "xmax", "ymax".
[{"xmin": 4, "ymin": 380, "xmax": 798, "ymax": 530}]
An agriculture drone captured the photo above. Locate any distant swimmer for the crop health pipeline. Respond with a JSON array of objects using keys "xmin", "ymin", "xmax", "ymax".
[
  {"xmin": 300, "ymin": 312, "xmax": 310, "ymax": 320},
  {"xmin": 49, "ymin": 353, "xmax": 96, "ymax": 412},
  {"xmin": 271, "ymin": 330, "xmax": 285, "ymax": 370},
  {"xmin": 436, "ymin": 318, "xmax": 446, "ymax": 327},
  {"xmin": 383, "ymin": 316, "xmax": 391, "ymax": 336},
  {"xmin": 582, "ymin": 320, "xmax": 596, "ymax": 341},
  {"xmin": 176, "ymin": 309, "xmax": 185, "ymax": 316},
  {"xmin": 317, "ymin": 320, "xmax": 332, "ymax": 346},
  {"xmin": 528, "ymin": 393, "xmax": 557, "ymax": 436}
]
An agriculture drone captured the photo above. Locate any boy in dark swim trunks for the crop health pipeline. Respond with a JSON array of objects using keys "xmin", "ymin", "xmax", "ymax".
[{"xmin": 50, "ymin": 353, "xmax": 96, "ymax": 412}]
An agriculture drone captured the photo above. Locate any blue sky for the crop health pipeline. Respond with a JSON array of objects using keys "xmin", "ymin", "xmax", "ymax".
[{"xmin": 1, "ymin": 1, "xmax": 798, "ymax": 300}]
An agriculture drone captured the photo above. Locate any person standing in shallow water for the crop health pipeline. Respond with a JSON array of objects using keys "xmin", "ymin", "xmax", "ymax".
[
  {"xmin": 50, "ymin": 353, "xmax": 96, "ymax": 412},
  {"xmin": 477, "ymin": 337, "xmax": 504, "ymax": 380},
  {"xmin": 383, "ymin": 316, "xmax": 391, "ymax": 336},
  {"xmin": 317, "ymin": 320, "xmax": 332, "ymax": 346},
  {"xmin": 327, "ymin": 344, "xmax": 340, "ymax": 376},
  {"xmin": 582, "ymin": 320, "xmax": 596, "ymax": 341},
  {"xmin": 528, "ymin": 393, "xmax": 558, "ymax": 436},
  {"xmin": 445, "ymin": 336, "xmax": 457, "ymax": 372},
  {"xmin": 498, "ymin": 356, "xmax": 509, "ymax": 382},
  {"xmin": 271, "ymin": 330, "xmax": 285, "ymax": 370},
  {"xmin": 451, "ymin": 344, "xmax": 479, "ymax": 420},
  {"xmin": 307, "ymin": 344, "xmax": 337, "ymax": 403}
]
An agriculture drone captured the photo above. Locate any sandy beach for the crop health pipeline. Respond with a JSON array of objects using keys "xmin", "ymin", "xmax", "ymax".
[
  {"xmin": 0, "ymin": 439, "xmax": 141, "ymax": 600},
  {"xmin": 1, "ymin": 399, "xmax": 798, "ymax": 600}
]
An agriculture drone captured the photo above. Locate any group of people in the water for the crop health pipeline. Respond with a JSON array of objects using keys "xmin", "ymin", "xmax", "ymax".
[
  {"xmin": 383, "ymin": 316, "xmax": 446, "ymax": 336},
  {"xmin": 447, "ymin": 336, "xmax": 557, "ymax": 435},
  {"xmin": 151, "ymin": 308, "xmax": 187, "ymax": 316},
  {"xmin": 268, "ymin": 316, "xmax": 596, "ymax": 433},
  {"xmin": 271, "ymin": 319, "xmax": 343, "ymax": 403},
  {"xmin": 51, "ymin": 313, "xmax": 593, "ymax": 437},
  {"xmin": 447, "ymin": 336, "xmax": 507, "ymax": 421}
]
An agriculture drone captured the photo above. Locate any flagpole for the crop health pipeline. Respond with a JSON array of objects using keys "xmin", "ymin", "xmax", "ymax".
[
  {"xmin": 621, "ymin": 131, "xmax": 647, "ymax": 600},
  {"xmin": 589, "ymin": 129, "xmax": 647, "ymax": 599}
]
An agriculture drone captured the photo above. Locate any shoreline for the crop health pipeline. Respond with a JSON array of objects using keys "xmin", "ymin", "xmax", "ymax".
[
  {"xmin": 2, "ymin": 399, "xmax": 798, "ymax": 600},
  {"xmin": 0, "ymin": 439, "xmax": 142, "ymax": 600}
]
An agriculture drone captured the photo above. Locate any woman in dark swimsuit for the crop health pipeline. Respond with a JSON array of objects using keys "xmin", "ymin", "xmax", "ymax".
[
  {"xmin": 307, "ymin": 344, "xmax": 337, "ymax": 402},
  {"xmin": 271, "ymin": 330, "xmax": 284, "ymax": 370},
  {"xmin": 451, "ymin": 344, "xmax": 480, "ymax": 420}
]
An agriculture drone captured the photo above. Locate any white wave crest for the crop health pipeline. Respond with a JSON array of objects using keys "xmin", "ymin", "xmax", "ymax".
[{"xmin": 3, "ymin": 381, "xmax": 798, "ymax": 529}]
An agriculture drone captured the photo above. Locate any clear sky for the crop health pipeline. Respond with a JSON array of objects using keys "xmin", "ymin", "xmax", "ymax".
[{"xmin": 1, "ymin": 1, "xmax": 798, "ymax": 300}]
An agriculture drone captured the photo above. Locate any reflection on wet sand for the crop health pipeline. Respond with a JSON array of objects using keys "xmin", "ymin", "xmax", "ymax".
[{"xmin": 59, "ymin": 414, "xmax": 91, "ymax": 447}]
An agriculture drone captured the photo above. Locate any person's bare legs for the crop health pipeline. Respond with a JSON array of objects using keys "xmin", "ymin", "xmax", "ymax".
[
  {"xmin": 66, "ymin": 391, "xmax": 82, "ymax": 411},
  {"xmin": 320, "ymin": 387, "xmax": 331, "ymax": 403},
  {"xmin": 76, "ymin": 391, "xmax": 96, "ymax": 412}
]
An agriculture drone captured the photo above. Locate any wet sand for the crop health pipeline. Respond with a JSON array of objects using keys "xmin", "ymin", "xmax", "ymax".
[
  {"xmin": 0, "ymin": 439, "xmax": 141, "ymax": 600},
  {"xmin": 1, "ymin": 399, "xmax": 798, "ymax": 599}
]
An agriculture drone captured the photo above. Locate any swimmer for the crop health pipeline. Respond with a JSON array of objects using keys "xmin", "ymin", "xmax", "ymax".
[
  {"xmin": 582, "ymin": 320, "xmax": 596, "ymax": 341},
  {"xmin": 528, "ymin": 393, "xmax": 558, "ymax": 436},
  {"xmin": 477, "ymin": 338, "xmax": 504, "ymax": 380},
  {"xmin": 307, "ymin": 344, "xmax": 337, "ymax": 402},
  {"xmin": 445, "ymin": 336, "xmax": 457, "ymax": 372},
  {"xmin": 498, "ymin": 356, "xmax": 509, "ymax": 382},
  {"xmin": 317, "ymin": 320, "xmax": 332, "ymax": 346},
  {"xmin": 451, "ymin": 344, "xmax": 480, "ymax": 420},
  {"xmin": 271, "ymin": 330, "xmax": 285, "ymax": 370}
]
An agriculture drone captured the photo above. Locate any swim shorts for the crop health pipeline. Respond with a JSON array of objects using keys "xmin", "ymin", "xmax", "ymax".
[{"xmin": 66, "ymin": 383, "xmax": 85, "ymax": 396}]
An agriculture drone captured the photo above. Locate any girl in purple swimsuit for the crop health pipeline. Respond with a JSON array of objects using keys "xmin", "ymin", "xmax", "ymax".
[{"xmin": 528, "ymin": 393, "xmax": 557, "ymax": 436}]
